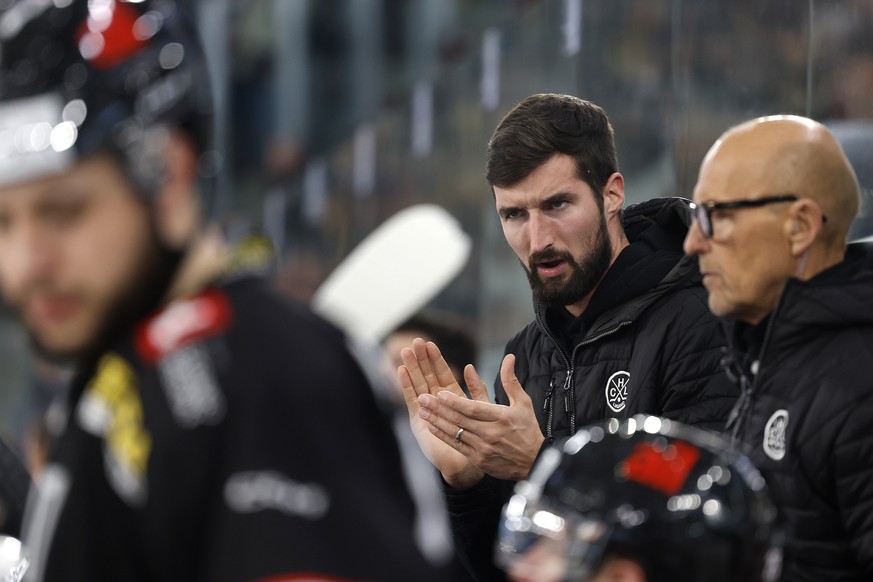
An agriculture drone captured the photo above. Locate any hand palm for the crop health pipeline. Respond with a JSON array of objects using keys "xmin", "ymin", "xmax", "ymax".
[{"xmin": 398, "ymin": 339, "xmax": 486, "ymax": 486}]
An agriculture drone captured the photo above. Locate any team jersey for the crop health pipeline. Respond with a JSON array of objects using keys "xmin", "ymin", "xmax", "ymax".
[{"xmin": 22, "ymin": 276, "xmax": 459, "ymax": 582}]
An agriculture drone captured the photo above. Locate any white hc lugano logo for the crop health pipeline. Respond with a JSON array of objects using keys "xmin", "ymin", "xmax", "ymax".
[
  {"xmin": 605, "ymin": 370, "xmax": 630, "ymax": 413},
  {"xmin": 763, "ymin": 409, "xmax": 789, "ymax": 461}
]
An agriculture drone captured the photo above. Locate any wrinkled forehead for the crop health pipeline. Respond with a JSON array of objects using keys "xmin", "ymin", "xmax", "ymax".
[
  {"xmin": 692, "ymin": 141, "xmax": 777, "ymax": 203},
  {"xmin": 0, "ymin": 92, "xmax": 84, "ymax": 189}
]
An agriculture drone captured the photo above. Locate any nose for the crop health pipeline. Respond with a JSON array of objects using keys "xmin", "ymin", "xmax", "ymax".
[
  {"xmin": 527, "ymin": 212, "xmax": 554, "ymax": 254},
  {"xmin": 683, "ymin": 219, "xmax": 708, "ymax": 256}
]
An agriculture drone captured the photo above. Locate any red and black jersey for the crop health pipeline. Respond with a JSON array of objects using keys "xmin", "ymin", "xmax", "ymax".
[{"xmin": 22, "ymin": 276, "xmax": 461, "ymax": 582}]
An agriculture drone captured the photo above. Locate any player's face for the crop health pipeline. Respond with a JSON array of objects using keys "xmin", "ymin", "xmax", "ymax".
[
  {"xmin": 495, "ymin": 154, "xmax": 613, "ymax": 314},
  {"xmin": 0, "ymin": 154, "xmax": 165, "ymax": 359}
]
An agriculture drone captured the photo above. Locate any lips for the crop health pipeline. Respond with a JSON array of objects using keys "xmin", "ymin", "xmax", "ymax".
[
  {"xmin": 529, "ymin": 248, "xmax": 574, "ymax": 278},
  {"xmin": 27, "ymin": 295, "xmax": 81, "ymax": 327},
  {"xmin": 535, "ymin": 258, "xmax": 567, "ymax": 278},
  {"xmin": 699, "ymin": 269, "xmax": 719, "ymax": 287}
]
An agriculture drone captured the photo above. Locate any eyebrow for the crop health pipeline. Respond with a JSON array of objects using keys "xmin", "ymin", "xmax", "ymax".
[
  {"xmin": 496, "ymin": 204, "xmax": 520, "ymax": 219},
  {"xmin": 543, "ymin": 191, "xmax": 575, "ymax": 204},
  {"xmin": 497, "ymin": 191, "xmax": 578, "ymax": 217}
]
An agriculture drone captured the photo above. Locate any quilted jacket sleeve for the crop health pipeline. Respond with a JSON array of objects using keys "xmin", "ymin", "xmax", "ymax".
[
  {"xmin": 655, "ymin": 286, "xmax": 739, "ymax": 431},
  {"xmin": 443, "ymin": 475, "xmax": 513, "ymax": 582},
  {"xmin": 832, "ymin": 395, "xmax": 873, "ymax": 576}
]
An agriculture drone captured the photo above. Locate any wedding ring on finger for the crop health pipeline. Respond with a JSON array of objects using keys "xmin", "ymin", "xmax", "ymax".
[{"xmin": 455, "ymin": 427, "xmax": 465, "ymax": 442}]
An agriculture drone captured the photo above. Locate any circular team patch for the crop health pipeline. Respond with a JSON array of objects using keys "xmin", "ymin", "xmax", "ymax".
[
  {"xmin": 763, "ymin": 409, "xmax": 789, "ymax": 461},
  {"xmin": 605, "ymin": 371, "xmax": 630, "ymax": 413}
]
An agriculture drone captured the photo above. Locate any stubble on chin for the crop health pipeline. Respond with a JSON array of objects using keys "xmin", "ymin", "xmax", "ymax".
[
  {"xmin": 525, "ymin": 220, "xmax": 613, "ymax": 309},
  {"xmin": 27, "ymin": 234, "xmax": 180, "ymax": 364}
]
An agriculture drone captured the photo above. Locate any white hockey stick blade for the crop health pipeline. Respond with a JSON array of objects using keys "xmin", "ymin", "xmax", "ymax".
[{"xmin": 312, "ymin": 204, "xmax": 471, "ymax": 343}]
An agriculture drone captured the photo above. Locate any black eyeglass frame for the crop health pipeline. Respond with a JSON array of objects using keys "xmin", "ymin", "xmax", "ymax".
[{"xmin": 688, "ymin": 194, "xmax": 825, "ymax": 239}]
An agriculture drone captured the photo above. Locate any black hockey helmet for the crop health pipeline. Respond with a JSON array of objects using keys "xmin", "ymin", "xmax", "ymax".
[
  {"xmin": 0, "ymin": 0, "xmax": 214, "ymax": 195},
  {"xmin": 497, "ymin": 415, "xmax": 782, "ymax": 582}
]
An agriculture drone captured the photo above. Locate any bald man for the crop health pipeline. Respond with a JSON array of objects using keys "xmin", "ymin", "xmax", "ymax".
[{"xmin": 684, "ymin": 115, "xmax": 873, "ymax": 581}]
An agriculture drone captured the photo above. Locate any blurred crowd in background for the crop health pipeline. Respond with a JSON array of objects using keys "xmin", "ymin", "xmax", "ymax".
[{"xmin": 2, "ymin": 0, "xmax": 872, "ymax": 462}]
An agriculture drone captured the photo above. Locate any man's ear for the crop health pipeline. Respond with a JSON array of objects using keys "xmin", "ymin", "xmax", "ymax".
[
  {"xmin": 153, "ymin": 129, "xmax": 201, "ymax": 248},
  {"xmin": 784, "ymin": 198, "xmax": 824, "ymax": 258},
  {"xmin": 602, "ymin": 172, "xmax": 625, "ymax": 218}
]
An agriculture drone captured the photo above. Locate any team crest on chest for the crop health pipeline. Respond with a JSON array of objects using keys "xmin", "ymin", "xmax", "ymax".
[
  {"xmin": 763, "ymin": 409, "xmax": 789, "ymax": 461},
  {"xmin": 605, "ymin": 370, "xmax": 630, "ymax": 413}
]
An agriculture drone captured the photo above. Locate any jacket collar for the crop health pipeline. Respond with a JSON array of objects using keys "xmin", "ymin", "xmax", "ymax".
[
  {"xmin": 723, "ymin": 241, "xmax": 873, "ymax": 361},
  {"xmin": 534, "ymin": 196, "xmax": 700, "ymax": 343}
]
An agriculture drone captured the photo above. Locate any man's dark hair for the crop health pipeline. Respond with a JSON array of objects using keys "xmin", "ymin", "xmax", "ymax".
[{"xmin": 485, "ymin": 94, "xmax": 619, "ymax": 205}]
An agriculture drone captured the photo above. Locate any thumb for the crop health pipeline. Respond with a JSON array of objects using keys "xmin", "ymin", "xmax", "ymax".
[
  {"xmin": 463, "ymin": 364, "xmax": 492, "ymax": 403},
  {"xmin": 500, "ymin": 353, "xmax": 529, "ymax": 407}
]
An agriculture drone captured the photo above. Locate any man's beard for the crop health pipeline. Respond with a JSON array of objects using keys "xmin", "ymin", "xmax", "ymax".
[
  {"xmin": 525, "ymin": 214, "xmax": 613, "ymax": 309},
  {"xmin": 28, "ymin": 221, "xmax": 183, "ymax": 365}
]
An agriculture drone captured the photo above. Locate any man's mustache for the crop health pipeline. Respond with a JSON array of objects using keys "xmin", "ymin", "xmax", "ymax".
[{"xmin": 528, "ymin": 249, "xmax": 574, "ymax": 270}]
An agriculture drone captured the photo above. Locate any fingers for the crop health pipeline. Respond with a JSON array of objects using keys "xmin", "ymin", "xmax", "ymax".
[
  {"xmin": 420, "ymin": 388, "xmax": 500, "ymax": 424},
  {"xmin": 464, "ymin": 364, "xmax": 491, "ymax": 403},
  {"xmin": 400, "ymin": 340, "xmax": 440, "ymax": 396},
  {"xmin": 424, "ymin": 341, "xmax": 465, "ymax": 397},
  {"xmin": 411, "ymin": 338, "xmax": 440, "ymax": 391},
  {"xmin": 500, "ymin": 353, "xmax": 530, "ymax": 407},
  {"xmin": 418, "ymin": 394, "xmax": 478, "ymax": 451},
  {"xmin": 397, "ymin": 364, "xmax": 420, "ymax": 411},
  {"xmin": 402, "ymin": 338, "xmax": 466, "ymax": 398}
]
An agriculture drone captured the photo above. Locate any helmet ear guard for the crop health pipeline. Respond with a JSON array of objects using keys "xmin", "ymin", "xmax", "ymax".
[
  {"xmin": 497, "ymin": 415, "xmax": 783, "ymax": 582},
  {"xmin": 0, "ymin": 0, "xmax": 215, "ymax": 201}
]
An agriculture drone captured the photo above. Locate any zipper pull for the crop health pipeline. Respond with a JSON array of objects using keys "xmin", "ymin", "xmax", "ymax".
[
  {"xmin": 563, "ymin": 374, "xmax": 572, "ymax": 414},
  {"xmin": 544, "ymin": 378, "xmax": 554, "ymax": 412}
]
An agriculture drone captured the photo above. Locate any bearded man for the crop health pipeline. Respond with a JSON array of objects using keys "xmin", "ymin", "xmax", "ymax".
[{"xmin": 397, "ymin": 94, "xmax": 739, "ymax": 581}]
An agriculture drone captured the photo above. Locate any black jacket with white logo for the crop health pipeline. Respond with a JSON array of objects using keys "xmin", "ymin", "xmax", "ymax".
[
  {"xmin": 723, "ymin": 242, "xmax": 873, "ymax": 582},
  {"xmin": 447, "ymin": 197, "xmax": 739, "ymax": 582},
  {"xmin": 22, "ymin": 276, "xmax": 461, "ymax": 582}
]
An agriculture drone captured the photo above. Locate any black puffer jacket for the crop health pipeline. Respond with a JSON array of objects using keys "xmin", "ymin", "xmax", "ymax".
[
  {"xmin": 723, "ymin": 242, "xmax": 873, "ymax": 582},
  {"xmin": 447, "ymin": 197, "xmax": 739, "ymax": 582}
]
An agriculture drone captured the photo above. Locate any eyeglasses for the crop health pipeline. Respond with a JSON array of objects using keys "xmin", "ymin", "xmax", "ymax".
[{"xmin": 689, "ymin": 194, "xmax": 815, "ymax": 239}]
